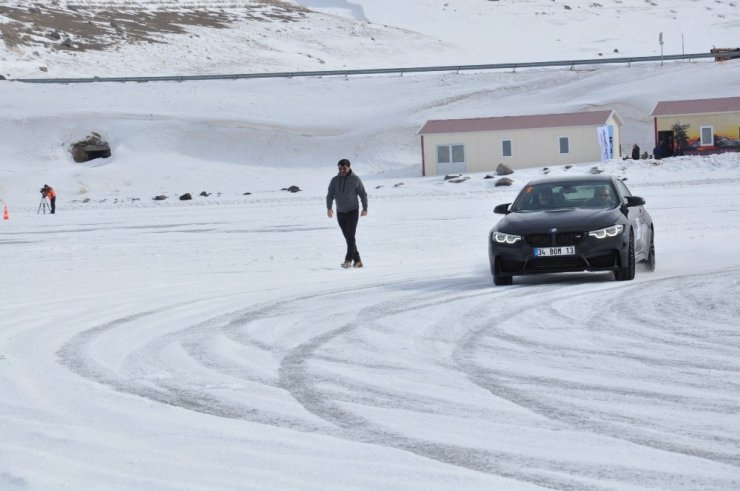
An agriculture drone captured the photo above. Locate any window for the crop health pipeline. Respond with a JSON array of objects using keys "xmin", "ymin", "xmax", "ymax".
[
  {"xmin": 501, "ymin": 139, "xmax": 512, "ymax": 157},
  {"xmin": 700, "ymin": 126, "xmax": 714, "ymax": 146},
  {"xmin": 559, "ymin": 137, "xmax": 570, "ymax": 154},
  {"xmin": 437, "ymin": 144, "xmax": 465, "ymax": 164},
  {"xmin": 616, "ymin": 179, "xmax": 631, "ymax": 202},
  {"xmin": 512, "ymin": 182, "xmax": 619, "ymax": 212}
]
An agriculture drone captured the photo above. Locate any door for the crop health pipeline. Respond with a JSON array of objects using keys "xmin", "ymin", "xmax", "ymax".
[
  {"xmin": 436, "ymin": 144, "xmax": 466, "ymax": 174},
  {"xmin": 657, "ymin": 130, "xmax": 674, "ymax": 157},
  {"xmin": 616, "ymin": 179, "xmax": 648, "ymax": 257}
]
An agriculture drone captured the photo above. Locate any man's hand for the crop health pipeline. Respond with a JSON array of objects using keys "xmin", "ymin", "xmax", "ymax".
[
  {"xmin": 327, "ymin": 209, "xmax": 333, "ymax": 218},
  {"xmin": 361, "ymin": 210, "xmax": 368, "ymax": 217}
]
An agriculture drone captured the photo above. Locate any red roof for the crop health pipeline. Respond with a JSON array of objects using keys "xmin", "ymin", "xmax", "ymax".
[
  {"xmin": 417, "ymin": 110, "xmax": 615, "ymax": 135},
  {"xmin": 651, "ymin": 96, "xmax": 740, "ymax": 116}
]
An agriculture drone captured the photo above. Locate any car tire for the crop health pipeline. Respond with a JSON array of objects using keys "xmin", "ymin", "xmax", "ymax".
[
  {"xmin": 614, "ymin": 230, "xmax": 636, "ymax": 281},
  {"xmin": 645, "ymin": 230, "xmax": 656, "ymax": 272}
]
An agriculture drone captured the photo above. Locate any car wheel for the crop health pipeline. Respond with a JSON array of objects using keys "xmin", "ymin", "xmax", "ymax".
[
  {"xmin": 614, "ymin": 230, "xmax": 636, "ymax": 281},
  {"xmin": 645, "ymin": 230, "xmax": 656, "ymax": 272}
]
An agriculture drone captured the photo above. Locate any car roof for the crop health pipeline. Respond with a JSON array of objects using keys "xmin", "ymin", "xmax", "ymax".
[{"xmin": 524, "ymin": 174, "xmax": 616, "ymax": 186}]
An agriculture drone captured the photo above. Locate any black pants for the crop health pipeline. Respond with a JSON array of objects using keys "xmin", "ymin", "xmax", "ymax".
[
  {"xmin": 49, "ymin": 196, "xmax": 56, "ymax": 214},
  {"xmin": 337, "ymin": 210, "xmax": 360, "ymax": 262}
]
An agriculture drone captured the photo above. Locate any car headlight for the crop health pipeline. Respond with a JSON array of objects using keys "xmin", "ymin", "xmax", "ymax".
[
  {"xmin": 588, "ymin": 224, "xmax": 624, "ymax": 239},
  {"xmin": 492, "ymin": 231, "xmax": 522, "ymax": 245}
]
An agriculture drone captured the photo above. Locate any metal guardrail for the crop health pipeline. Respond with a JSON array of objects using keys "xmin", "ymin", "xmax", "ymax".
[{"xmin": 8, "ymin": 50, "xmax": 739, "ymax": 84}]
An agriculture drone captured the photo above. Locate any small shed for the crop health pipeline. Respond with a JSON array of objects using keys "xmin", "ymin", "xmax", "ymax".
[
  {"xmin": 417, "ymin": 110, "xmax": 622, "ymax": 176},
  {"xmin": 650, "ymin": 96, "xmax": 740, "ymax": 157}
]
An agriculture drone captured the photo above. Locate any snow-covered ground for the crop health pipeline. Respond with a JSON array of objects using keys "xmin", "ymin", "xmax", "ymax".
[{"xmin": 1, "ymin": 0, "xmax": 740, "ymax": 489}]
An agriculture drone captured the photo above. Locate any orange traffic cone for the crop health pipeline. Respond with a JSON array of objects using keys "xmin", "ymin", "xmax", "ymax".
[{"xmin": 3, "ymin": 204, "xmax": 8, "ymax": 221}]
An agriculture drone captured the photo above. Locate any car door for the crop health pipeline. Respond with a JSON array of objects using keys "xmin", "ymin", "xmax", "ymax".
[{"xmin": 616, "ymin": 179, "xmax": 648, "ymax": 256}]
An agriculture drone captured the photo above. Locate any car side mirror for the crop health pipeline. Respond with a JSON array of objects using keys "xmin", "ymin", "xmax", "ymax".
[
  {"xmin": 494, "ymin": 203, "xmax": 510, "ymax": 214},
  {"xmin": 624, "ymin": 196, "xmax": 646, "ymax": 207}
]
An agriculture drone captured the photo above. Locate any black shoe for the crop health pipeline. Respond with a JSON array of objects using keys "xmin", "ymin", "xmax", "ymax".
[{"xmin": 341, "ymin": 260, "xmax": 352, "ymax": 268}]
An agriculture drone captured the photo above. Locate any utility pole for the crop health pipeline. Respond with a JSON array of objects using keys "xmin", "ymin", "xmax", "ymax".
[{"xmin": 659, "ymin": 32, "xmax": 664, "ymax": 66}]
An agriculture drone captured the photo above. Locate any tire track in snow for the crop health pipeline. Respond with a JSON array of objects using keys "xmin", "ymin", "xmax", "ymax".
[
  {"xmin": 277, "ymin": 278, "xmax": 603, "ymax": 490},
  {"xmin": 454, "ymin": 270, "xmax": 740, "ymax": 476},
  {"xmin": 56, "ymin": 271, "xmax": 740, "ymax": 489},
  {"xmin": 57, "ymin": 294, "xmax": 333, "ymax": 431}
]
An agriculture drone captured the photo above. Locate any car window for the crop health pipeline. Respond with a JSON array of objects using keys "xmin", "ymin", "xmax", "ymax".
[
  {"xmin": 512, "ymin": 182, "xmax": 617, "ymax": 211},
  {"xmin": 616, "ymin": 179, "xmax": 631, "ymax": 198}
]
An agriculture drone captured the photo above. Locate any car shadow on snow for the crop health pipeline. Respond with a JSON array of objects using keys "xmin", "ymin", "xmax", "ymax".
[
  {"xmin": 504, "ymin": 270, "xmax": 654, "ymax": 286},
  {"xmin": 387, "ymin": 268, "xmax": 648, "ymax": 293}
]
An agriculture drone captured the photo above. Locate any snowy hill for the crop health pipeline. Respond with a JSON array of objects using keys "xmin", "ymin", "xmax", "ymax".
[
  {"xmin": 1, "ymin": 0, "xmax": 738, "ymax": 78},
  {"xmin": 0, "ymin": 0, "xmax": 739, "ymax": 205}
]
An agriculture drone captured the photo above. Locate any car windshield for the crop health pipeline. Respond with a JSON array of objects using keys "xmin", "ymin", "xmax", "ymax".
[{"xmin": 511, "ymin": 182, "xmax": 617, "ymax": 212}]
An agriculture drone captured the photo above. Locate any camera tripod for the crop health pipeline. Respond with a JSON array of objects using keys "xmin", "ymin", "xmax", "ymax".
[{"xmin": 37, "ymin": 196, "xmax": 50, "ymax": 215}]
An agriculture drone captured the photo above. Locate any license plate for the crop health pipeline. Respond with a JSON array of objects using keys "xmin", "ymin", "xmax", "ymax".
[{"xmin": 534, "ymin": 246, "xmax": 576, "ymax": 256}]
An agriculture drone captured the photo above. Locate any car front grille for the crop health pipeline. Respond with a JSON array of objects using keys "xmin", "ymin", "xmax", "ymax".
[
  {"xmin": 525, "ymin": 232, "xmax": 585, "ymax": 247},
  {"xmin": 524, "ymin": 234, "xmax": 551, "ymax": 246}
]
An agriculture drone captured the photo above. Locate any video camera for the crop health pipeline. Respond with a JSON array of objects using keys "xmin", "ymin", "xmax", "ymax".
[{"xmin": 40, "ymin": 187, "xmax": 48, "ymax": 198}]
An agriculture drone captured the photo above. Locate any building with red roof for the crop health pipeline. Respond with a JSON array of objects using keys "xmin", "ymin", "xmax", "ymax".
[
  {"xmin": 417, "ymin": 110, "xmax": 622, "ymax": 176},
  {"xmin": 650, "ymin": 96, "xmax": 740, "ymax": 157}
]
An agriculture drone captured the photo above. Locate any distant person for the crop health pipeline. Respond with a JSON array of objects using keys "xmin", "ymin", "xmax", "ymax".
[
  {"xmin": 326, "ymin": 158, "xmax": 368, "ymax": 268},
  {"xmin": 661, "ymin": 140, "xmax": 672, "ymax": 158},
  {"xmin": 40, "ymin": 184, "xmax": 56, "ymax": 214},
  {"xmin": 532, "ymin": 188, "xmax": 553, "ymax": 209},
  {"xmin": 653, "ymin": 145, "xmax": 662, "ymax": 160},
  {"xmin": 589, "ymin": 186, "xmax": 614, "ymax": 207},
  {"xmin": 631, "ymin": 144, "xmax": 640, "ymax": 160}
]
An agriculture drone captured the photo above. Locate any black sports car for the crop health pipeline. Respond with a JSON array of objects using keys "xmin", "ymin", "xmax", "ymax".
[{"xmin": 488, "ymin": 175, "xmax": 655, "ymax": 285}]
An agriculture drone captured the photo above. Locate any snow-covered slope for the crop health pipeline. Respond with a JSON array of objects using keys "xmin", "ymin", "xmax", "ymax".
[
  {"xmin": 1, "ymin": 0, "xmax": 737, "ymax": 78},
  {"xmin": 2, "ymin": 59, "xmax": 739, "ymax": 206}
]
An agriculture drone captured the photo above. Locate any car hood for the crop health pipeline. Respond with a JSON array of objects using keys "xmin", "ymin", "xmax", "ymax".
[{"xmin": 495, "ymin": 207, "xmax": 623, "ymax": 234}]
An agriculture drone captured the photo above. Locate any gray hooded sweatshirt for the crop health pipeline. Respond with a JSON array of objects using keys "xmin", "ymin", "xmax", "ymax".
[{"xmin": 326, "ymin": 170, "xmax": 368, "ymax": 213}]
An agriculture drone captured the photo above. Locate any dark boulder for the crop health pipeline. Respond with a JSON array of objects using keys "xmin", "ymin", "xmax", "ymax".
[
  {"xmin": 496, "ymin": 163, "xmax": 513, "ymax": 175},
  {"xmin": 70, "ymin": 132, "xmax": 111, "ymax": 163}
]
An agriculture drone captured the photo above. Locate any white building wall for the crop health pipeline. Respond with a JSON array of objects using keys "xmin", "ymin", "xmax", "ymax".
[{"xmin": 422, "ymin": 117, "xmax": 621, "ymax": 176}]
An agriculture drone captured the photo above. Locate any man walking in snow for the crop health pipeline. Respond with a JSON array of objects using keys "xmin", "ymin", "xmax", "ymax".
[{"xmin": 326, "ymin": 158, "xmax": 368, "ymax": 268}]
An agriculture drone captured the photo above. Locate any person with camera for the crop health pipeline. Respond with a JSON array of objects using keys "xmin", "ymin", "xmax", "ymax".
[{"xmin": 41, "ymin": 184, "xmax": 56, "ymax": 214}]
